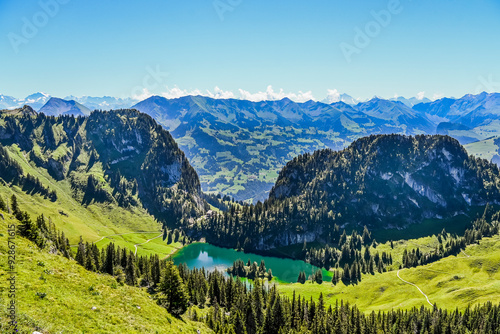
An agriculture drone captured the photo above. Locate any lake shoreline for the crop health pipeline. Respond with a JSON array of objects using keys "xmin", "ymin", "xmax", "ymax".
[{"xmin": 171, "ymin": 242, "xmax": 333, "ymax": 283}]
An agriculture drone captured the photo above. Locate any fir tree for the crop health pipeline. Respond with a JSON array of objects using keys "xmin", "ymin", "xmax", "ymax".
[
  {"xmin": 11, "ymin": 194, "xmax": 22, "ymax": 220},
  {"xmin": 75, "ymin": 236, "xmax": 86, "ymax": 267},
  {"xmin": 0, "ymin": 195, "xmax": 6, "ymax": 211},
  {"xmin": 157, "ymin": 261, "xmax": 189, "ymax": 316}
]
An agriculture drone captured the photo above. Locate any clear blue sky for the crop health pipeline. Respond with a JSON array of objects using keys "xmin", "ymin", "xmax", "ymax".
[{"xmin": 1, "ymin": 0, "xmax": 499, "ymax": 100}]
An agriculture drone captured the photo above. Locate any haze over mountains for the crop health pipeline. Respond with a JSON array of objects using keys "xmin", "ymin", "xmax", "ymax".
[{"xmin": 2, "ymin": 91, "xmax": 500, "ymax": 202}]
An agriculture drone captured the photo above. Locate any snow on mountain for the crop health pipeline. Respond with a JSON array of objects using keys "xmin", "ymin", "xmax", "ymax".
[
  {"xmin": 322, "ymin": 89, "xmax": 360, "ymax": 105},
  {"xmin": 24, "ymin": 92, "xmax": 51, "ymax": 110}
]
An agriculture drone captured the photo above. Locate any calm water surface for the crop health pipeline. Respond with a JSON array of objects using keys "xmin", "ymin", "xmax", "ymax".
[{"xmin": 172, "ymin": 243, "xmax": 332, "ymax": 283}]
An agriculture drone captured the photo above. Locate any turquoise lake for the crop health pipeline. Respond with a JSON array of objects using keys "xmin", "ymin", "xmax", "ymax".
[{"xmin": 172, "ymin": 243, "xmax": 332, "ymax": 283}]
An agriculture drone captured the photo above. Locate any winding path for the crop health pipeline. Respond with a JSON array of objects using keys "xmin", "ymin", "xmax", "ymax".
[
  {"xmin": 70, "ymin": 231, "xmax": 161, "ymax": 247},
  {"xmin": 397, "ymin": 269, "xmax": 433, "ymax": 306},
  {"xmin": 134, "ymin": 232, "xmax": 164, "ymax": 256}
]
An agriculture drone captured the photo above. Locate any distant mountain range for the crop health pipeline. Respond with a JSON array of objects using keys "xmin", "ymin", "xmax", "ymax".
[
  {"xmin": 2, "ymin": 91, "xmax": 500, "ymax": 202},
  {"xmin": 0, "ymin": 92, "xmax": 51, "ymax": 110},
  {"xmin": 0, "ymin": 93, "xmax": 135, "ymax": 111}
]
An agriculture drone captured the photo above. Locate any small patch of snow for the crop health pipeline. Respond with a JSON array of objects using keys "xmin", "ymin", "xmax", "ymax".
[
  {"xmin": 462, "ymin": 193, "xmax": 472, "ymax": 206},
  {"xmin": 110, "ymin": 156, "xmax": 131, "ymax": 165},
  {"xmin": 380, "ymin": 172, "xmax": 393, "ymax": 180},
  {"xmin": 409, "ymin": 198, "xmax": 419, "ymax": 207},
  {"xmin": 442, "ymin": 148, "xmax": 452, "ymax": 161},
  {"xmin": 450, "ymin": 167, "xmax": 463, "ymax": 184}
]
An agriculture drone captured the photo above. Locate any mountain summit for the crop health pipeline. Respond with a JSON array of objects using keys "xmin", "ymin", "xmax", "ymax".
[{"xmin": 38, "ymin": 97, "xmax": 92, "ymax": 116}]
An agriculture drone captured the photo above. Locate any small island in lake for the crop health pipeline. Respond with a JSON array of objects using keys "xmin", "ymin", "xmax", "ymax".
[{"xmin": 227, "ymin": 259, "xmax": 273, "ymax": 280}]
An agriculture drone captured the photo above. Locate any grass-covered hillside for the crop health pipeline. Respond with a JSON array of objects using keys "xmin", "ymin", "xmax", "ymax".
[
  {"xmin": 279, "ymin": 231, "xmax": 500, "ymax": 313},
  {"xmin": 0, "ymin": 210, "xmax": 212, "ymax": 333},
  {"xmin": 465, "ymin": 135, "xmax": 500, "ymax": 165}
]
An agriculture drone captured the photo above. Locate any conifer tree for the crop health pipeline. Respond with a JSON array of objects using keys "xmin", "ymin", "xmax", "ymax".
[
  {"xmin": 11, "ymin": 194, "xmax": 22, "ymax": 220},
  {"xmin": 75, "ymin": 236, "xmax": 86, "ymax": 267},
  {"xmin": 85, "ymin": 242, "xmax": 96, "ymax": 272},
  {"xmin": 126, "ymin": 252, "xmax": 138, "ymax": 286},
  {"xmin": 158, "ymin": 261, "xmax": 189, "ymax": 316},
  {"xmin": 105, "ymin": 243, "xmax": 115, "ymax": 275},
  {"xmin": 0, "ymin": 195, "xmax": 6, "ymax": 211}
]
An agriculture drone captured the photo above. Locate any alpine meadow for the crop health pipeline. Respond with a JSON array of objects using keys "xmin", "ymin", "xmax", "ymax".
[{"xmin": 1, "ymin": 1, "xmax": 500, "ymax": 333}]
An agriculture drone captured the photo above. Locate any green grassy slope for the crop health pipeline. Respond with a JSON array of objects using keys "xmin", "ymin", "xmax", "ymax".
[
  {"xmin": 465, "ymin": 136, "xmax": 500, "ymax": 162},
  {"xmin": 278, "ymin": 234, "xmax": 500, "ymax": 313},
  {"xmin": 0, "ymin": 143, "xmax": 182, "ymax": 258},
  {"xmin": 0, "ymin": 211, "xmax": 211, "ymax": 333}
]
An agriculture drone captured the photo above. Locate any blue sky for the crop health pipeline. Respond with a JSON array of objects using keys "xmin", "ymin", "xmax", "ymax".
[{"xmin": 1, "ymin": 0, "xmax": 499, "ymax": 101}]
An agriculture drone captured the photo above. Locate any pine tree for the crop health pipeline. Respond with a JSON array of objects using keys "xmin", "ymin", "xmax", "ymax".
[
  {"xmin": 244, "ymin": 295, "xmax": 257, "ymax": 334},
  {"xmin": 0, "ymin": 195, "xmax": 6, "ymax": 211},
  {"xmin": 312, "ymin": 293, "xmax": 326, "ymax": 334},
  {"xmin": 125, "ymin": 252, "xmax": 138, "ymax": 286},
  {"xmin": 158, "ymin": 261, "xmax": 189, "ymax": 316},
  {"xmin": 252, "ymin": 279, "xmax": 264, "ymax": 327},
  {"xmin": 151, "ymin": 255, "xmax": 161, "ymax": 286},
  {"xmin": 105, "ymin": 243, "xmax": 115, "ymax": 275},
  {"xmin": 11, "ymin": 195, "xmax": 22, "ymax": 220},
  {"xmin": 314, "ymin": 269, "xmax": 323, "ymax": 284},
  {"xmin": 19, "ymin": 211, "xmax": 39, "ymax": 243},
  {"xmin": 75, "ymin": 236, "xmax": 86, "ymax": 267},
  {"xmin": 91, "ymin": 244, "xmax": 101, "ymax": 272},
  {"xmin": 85, "ymin": 242, "xmax": 96, "ymax": 272}
]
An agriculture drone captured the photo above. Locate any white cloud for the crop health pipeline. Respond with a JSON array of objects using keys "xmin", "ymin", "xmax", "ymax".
[
  {"xmin": 154, "ymin": 85, "xmax": 315, "ymax": 102},
  {"xmin": 160, "ymin": 87, "xmax": 202, "ymax": 99},
  {"xmin": 323, "ymin": 89, "xmax": 342, "ymax": 103},
  {"xmin": 132, "ymin": 88, "xmax": 154, "ymax": 101},
  {"xmin": 132, "ymin": 86, "xmax": 439, "ymax": 104},
  {"xmin": 432, "ymin": 93, "xmax": 444, "ymax": 101},
  {"xmin": 206, "ymin": 86, "xmax": 236, "ymax": 99},
  {"xmin": 159, "ymin": 86, "xmax": 234, "ymax": 100},
  {"xmin": 238, "ymin": 85, "xmax": 315, "ymax": 103}
]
